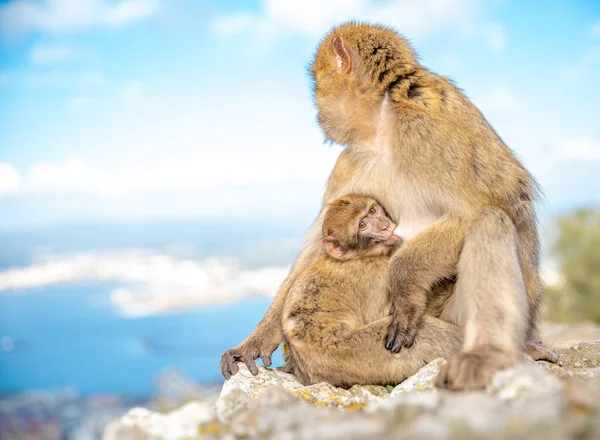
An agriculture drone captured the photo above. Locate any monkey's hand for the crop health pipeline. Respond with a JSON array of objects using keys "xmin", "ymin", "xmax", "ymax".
[
  {"xmin": 385, "ymin": 298, "xmax": 425, "ymax": 353},
  {"xmin": 220, "ymin": 336, "xmax": 280, "ymax": 379}
]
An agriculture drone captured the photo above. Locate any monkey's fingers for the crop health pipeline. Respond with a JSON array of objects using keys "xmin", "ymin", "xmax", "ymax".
[
  {"xmin": 261, "ymin": 354, "xmax": 272, "ymax": 367},
  {"xmin": 385, "ymin": 321, "xmax": 399, "ymax": 351},
  {"xmin": 228, "ymin": 361, "xmax": 239, "ymax": 378},
  {"xmin": 387, "ymin": 323, "xmax": 418, "ymax": 353},
  {"xmin": 402, "ymin": 326, "xmax": 418, "ymax": 349},
  {"xmin": 220, "ymin": 360, "xmax": 230, "ymax": 380},
  {"xmin": 243, "ymin": 355, "xmax": 259, "ymax": 375},
  {"xmin": 220, "ymin": 351, "xmax": 237, "ymax": 379},
  {"xmin": 391, "ymin": 329, "xmax": 408, "ymax": 353}
]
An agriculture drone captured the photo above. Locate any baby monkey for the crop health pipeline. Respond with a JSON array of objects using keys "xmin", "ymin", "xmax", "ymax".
[{"xmin": 282, "ymin": 194, "xmax": 461, "ymax": 387}]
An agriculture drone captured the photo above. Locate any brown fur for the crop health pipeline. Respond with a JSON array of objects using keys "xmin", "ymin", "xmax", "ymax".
[
  {"xmin": 283, "ymin": 195, "xmax": 460, "ymax": 386},
  {"xmin": 220, "ymin": 22, "xmax": 558, "ymax": 388}
]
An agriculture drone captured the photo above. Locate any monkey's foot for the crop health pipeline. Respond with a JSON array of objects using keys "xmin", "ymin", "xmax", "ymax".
[
  {"xmin": 524, "ymin": 340, "xmax": 559, "ymax": 363},
  {"xmin": 435, "ymin": 347, "xmax": 516, "ymax": 391}
]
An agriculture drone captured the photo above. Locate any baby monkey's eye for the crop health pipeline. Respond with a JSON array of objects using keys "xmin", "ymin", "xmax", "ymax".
[
  {"xmin": 369, "ymin": 207, "xmax": 377, "ymax": 215},
  {"xmin": 359, "ymin": 221, "xmax": 366, "ymax": 230}
]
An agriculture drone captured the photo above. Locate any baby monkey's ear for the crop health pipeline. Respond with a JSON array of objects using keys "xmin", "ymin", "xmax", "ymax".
[
  {"xmin": 321, "ymin": 235, "xmax": 355, "ymax": 261},
  {"xmin": 332, "ymin": 36, "xmax": 352, "ymax": 74}
]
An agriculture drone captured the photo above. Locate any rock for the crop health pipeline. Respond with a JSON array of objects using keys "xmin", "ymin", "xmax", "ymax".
[
  {"xmin": 103, "ymin": 401, "xmax": 215, "ymax": 440},
  {"xmin": 228, "ymin": 387, "xmax": 387, "ymax": 440},
  {"xmin": 536, "ymin": 341, "xmax": 600, "ymax": 380},
  {"xmin": 487, "ymin": 363, "xmax": 564, "ymax": 401},
  {"xmin": 219, "ymin": 363, "xmax": 301, "ymax": 400},
  {"xmin": 391, "ymin": 357, "xmax": 445, "ymax": 395},
  {"xmin": 557, "ymin": 341, "xmax": 600, "ymax": 370},
  {"xmin": 106, "ymin": 337, "xmax": 600, "ymax": 440},
  {"xmin": 217, "ymin": 364, "xmax": 389, "ymax": 420}
]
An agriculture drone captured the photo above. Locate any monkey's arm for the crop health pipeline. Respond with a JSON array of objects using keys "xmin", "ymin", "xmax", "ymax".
[
  {"xmin": 386, "ymin": 214, "xmax": 472, "ymax": 352},
  {"xmin": 220, "ymin": 242, "xmax": 321, "ymax": 379},
  {"xmin": 220, "ymin": 151, "xmax": 355, "ymax": 379}
]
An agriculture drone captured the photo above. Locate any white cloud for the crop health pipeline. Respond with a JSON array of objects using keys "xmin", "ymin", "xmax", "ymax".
[
  {"xmin": 0, "ymin": 250, "xmax": 289, "ymax": 317},
  {"xmin": 1, "ymin": 143, "xmax": 341, "ymax": 198},
  {"xmin": 25, "ymin": 158, "xmax": 93, "ymax": 194},
  {"xmin": 105, "ymin": 0, "xmax": 158, "ymax": 26},
  {"xmin": 0, "ymin": 163, "xmax": 21, "ymax": 195},
  {"xmin": 560, "ymin": 137, "xmax": 600, "ymax": 161},
  {"xmin": 212, "ymin": 0, "xmax": 478, "ymax": 43},
  {"xmin": 29, "ymin": 43, "xmax": 73, "ymax": 64},
  {"xmin": 0, "ymin": 0, "xmax": 160, "ymax": 38},
  {"xmin": 0, "ymin": 72, "xmax": 343, "ymax": 224},
  {"xmin": 486, "ymin": 22, "xmax": 506, "ymax": 51}
]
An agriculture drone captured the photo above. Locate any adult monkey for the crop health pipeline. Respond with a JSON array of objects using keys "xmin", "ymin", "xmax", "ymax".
[{"xmin": 221, "ymin": 23, "xmax": 558, "ymax": 389}]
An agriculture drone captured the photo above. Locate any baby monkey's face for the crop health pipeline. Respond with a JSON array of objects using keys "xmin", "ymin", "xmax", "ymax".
[
  {"xmin": 356, "ymin": 202, "xmax": 400, "ymax": 247},
  {"xmin": 321, "ymin": 194, "xmax": 401, "ymax": 261}
]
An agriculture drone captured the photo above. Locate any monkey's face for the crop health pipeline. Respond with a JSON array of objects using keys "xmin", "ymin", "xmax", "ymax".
[
  {"xmin": 322, "ymin": 194, "xmax": 400, "ymax": 261},
  {"xmin": 357, "ymin": 202, "xmax": 400, "ymax": 247}
]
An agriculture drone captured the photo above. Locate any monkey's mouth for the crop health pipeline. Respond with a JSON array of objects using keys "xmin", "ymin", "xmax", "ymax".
[{"xmin": 381, "ymin": 234, "xmax": 401, "ymax": 245}]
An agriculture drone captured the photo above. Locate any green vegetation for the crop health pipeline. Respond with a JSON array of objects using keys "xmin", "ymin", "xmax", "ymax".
[{"xmin": 544, "ymin": 208, "xmax": 600, "ymax": 323}]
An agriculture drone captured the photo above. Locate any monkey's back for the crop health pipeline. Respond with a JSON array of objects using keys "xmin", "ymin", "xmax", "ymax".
[
  {"xmin": 281, "ymin": 255, "xmax": 390, "ymax": 384},
  {"xmin": 283, "ymin": 255, "xmax": 390, "ymax": 339}
]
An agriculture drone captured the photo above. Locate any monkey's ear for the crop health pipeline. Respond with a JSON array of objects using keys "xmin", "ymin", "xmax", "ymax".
[
  {"xmin": 321, "ymin": 236, "xmax": 354, "ymax": 260},
  {"xmin": 332, "ymin": 36, "xmax": 352, "ymax": 74}
]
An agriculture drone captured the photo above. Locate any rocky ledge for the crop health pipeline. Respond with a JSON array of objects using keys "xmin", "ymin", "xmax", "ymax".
[{"xmin": 105, "ymin": 328, "xmax": 600, "ymax": 439}]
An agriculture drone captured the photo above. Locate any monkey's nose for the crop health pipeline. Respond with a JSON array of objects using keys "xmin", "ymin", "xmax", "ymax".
[{"xmin": 383, "ymin": 222, "xmax": 397, "ymax": 232}]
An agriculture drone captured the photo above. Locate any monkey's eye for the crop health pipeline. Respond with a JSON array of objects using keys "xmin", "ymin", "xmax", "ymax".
[
  {"xmin": 369, "ymin": 207, "xmax": 377, "ymax": 215},
  {"xmin": 359, "ymin": 221, "xmax": 367, "ymax": 230}
]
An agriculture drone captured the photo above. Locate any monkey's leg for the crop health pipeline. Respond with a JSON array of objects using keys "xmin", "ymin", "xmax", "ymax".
[
  {"xmin": 220, "ymin": 242, "xmax": 321, "ymax": 379},
  {"xmin": 516, "ymin": 217, "xmax": 559, "ymax": 362},
  {"xmin": 293, "ymin": 315, "xmax": 462, "ymax": 387},
  {"xmin": 436, "ymin": 207, "xmax": 527, "ymax": 390},
  {"xmin": 386, "ymin": 215, "xmax": 471, "ymax": 352}
]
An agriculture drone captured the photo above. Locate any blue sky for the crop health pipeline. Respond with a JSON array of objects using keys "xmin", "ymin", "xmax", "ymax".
[{"xmin": 0, "ymin": 0, "xmax": 599, "ymax": 230}]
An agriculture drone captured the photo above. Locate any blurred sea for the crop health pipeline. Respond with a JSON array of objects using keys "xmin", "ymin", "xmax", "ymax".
[
  {"xmin": 0, "ymin": 283, "xmax": 274, "ymax": 395},
  {"xmin": 0, "ymin": 218, "xmax": 303, "ymax": 399},
  {"xmin": 0, "ymin": 219, "xmax": 297, "ymax": 437}
]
